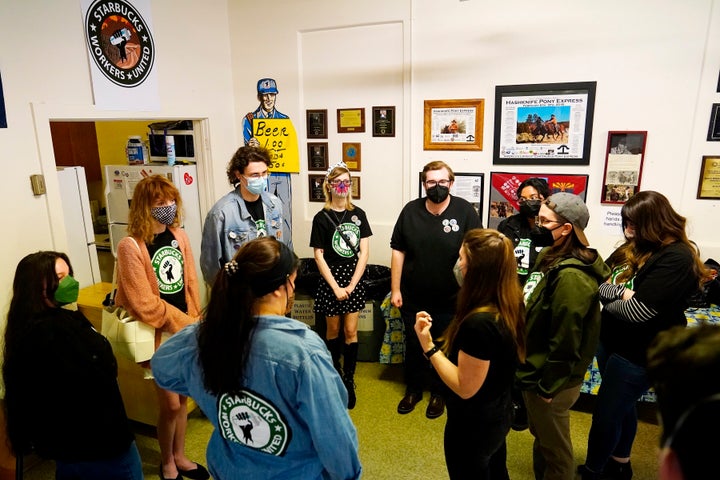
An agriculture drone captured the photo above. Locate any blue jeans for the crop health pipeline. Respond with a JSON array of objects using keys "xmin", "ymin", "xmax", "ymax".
[
  {"xmin": 584, "ymin": 343, "xmax": 650, "ymax": 472},
  {"xmin": 55, "ymin": 441, "xmax": 143, "ymax": 480}
]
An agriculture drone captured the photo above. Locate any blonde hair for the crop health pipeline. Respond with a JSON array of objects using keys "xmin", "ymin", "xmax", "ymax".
[
  {"xmin": 323, "ymin": 163, "xmax": 355, "ymax": 211},
  {"xmin": 127, "ymin": 175, "xmax": 183, "ymax": 244}
]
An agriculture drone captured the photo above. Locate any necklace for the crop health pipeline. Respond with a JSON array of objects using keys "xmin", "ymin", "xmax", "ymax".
[{"xmin": 332, "ymin": 209, "xmax": 347, "ymax": 225}]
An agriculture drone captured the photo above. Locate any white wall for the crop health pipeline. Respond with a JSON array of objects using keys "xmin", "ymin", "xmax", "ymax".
[
  {"xmin": 0, "ymin": 0, "xmax": 239, "ymax": 326},
  {"xmin": 228, "ymin": 0, "xmax": 720, "ymax": 265},
  {"xmin": 2, "ymin": 0, "xmax": 720, "ymax": 327}
]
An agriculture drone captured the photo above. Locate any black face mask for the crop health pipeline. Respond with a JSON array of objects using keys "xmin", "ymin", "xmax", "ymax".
[
  {"xmin": 530, "ymin": 225, "xmax": 560, "ymax": 247},
  {"xmin": 426, "ymin": 185, "xmax": 450, "ymax": 204},
  {"xmin": 519, "ymin": 200, "xmax": 542, "ymax": 218}
]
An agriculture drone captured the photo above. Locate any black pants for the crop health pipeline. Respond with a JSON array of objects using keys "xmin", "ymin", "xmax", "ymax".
[{"xmin": 400, "ymin": 305, "xmax": 453, "ymax": 396}]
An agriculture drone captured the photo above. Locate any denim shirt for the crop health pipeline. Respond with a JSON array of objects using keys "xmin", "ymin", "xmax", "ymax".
[
  {"xmin": 200, "ymin": 188, "xmax": 288, "ymax": 283},
  {"xmin": 151, "ymin": 319, "xmax": 362, "ymax": 480}
]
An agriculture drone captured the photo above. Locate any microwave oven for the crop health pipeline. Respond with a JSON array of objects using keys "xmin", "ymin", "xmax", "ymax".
[{"xmin": 148, "ymin": 120, "xmax": 195, "ymax": 163}]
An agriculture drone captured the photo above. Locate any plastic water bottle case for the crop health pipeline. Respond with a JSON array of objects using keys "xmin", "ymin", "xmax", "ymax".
[{"xmin": 165, "ymin": 135, "xmax": 176, "ymax": 166}]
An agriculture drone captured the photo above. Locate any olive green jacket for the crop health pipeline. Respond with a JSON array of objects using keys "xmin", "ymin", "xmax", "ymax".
[{"xmin": 516, "ymin": 249, "xmax": 611, "ymax": 398}]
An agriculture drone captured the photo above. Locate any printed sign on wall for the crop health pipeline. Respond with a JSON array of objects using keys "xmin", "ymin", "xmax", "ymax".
[{"xmin": 82, "ymin": 0, "xmax": 160, "ymax": 110}]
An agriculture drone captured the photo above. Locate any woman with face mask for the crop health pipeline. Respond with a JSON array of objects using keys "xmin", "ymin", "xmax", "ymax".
[
  {"xmin": 152, "ymin": 237, "xmax": 362, "ymax": 480},
  {"xmin": 3, "ymin": 251, "xmax": 143, "ymax": 479},
  {"xmin": 515, "ymin": 193, "xmax": 610, "ymax": 480},
  {"xmin": 310, "ymin": 162, "xmax": 373, "ymax": 409},
  {"xmin": 414, "ymin": 229, "xmax": 526, "ymax": 479},
  {"xmin": 497, "ymin": 177, "xmax": 551, "ymax": 285},
  {"xmin": 579, "ymin": 191, "xmax": 707, "ymax": 480},
  {"xmin": 115, "ymin": 175, "xmax": 207, "ymax": 480}
]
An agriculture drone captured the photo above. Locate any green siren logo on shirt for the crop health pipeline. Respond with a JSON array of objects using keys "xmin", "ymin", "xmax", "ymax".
[
  {"xmin": 218, "ymin": 390, "xmax": 291, "ymax": 456},
  {"xmin": 84, "ymin": 0, "xmax": 155, "ymax": 87},
  {"xmin": 151, "ymin": 246, "xmax": 184, "ymax": 294},
  {"xmin": 332, "ymin": 224, "xmax": 360, "ymax": 258}
]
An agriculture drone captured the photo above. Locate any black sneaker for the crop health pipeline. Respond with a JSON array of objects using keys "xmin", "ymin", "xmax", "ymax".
[{"xmin": 602, "ymin": 459, "xmax": 633, "ymax": 480}]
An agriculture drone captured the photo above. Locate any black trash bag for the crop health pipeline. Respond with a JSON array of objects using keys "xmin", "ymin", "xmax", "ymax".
[
  {"xmin": 295, "ymin": 258, "xmax": 322, "ymax": 296},
  {"xmin": 362, "ymin": 264, "xmax": 391, "ymax": 301}
]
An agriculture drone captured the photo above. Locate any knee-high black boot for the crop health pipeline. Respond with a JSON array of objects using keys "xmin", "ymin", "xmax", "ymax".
[
  {"xmin": 343, "ymin": 342, "xmax": 359, "ymax": 409},
  {"xmin": 326, "ymin": 337, "xmax": 343, "ymax": 377}
]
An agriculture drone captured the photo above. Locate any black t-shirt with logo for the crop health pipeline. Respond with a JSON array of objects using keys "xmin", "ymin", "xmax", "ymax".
[{"xmin": 147, "ymin": 228, "xmax": 187, "ymax": 313}]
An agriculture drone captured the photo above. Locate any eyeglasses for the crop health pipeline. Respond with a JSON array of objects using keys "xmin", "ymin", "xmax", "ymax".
[
  {"xmin": 331, "ymin": 180, "xmax": 352, "ymax": 187},
  {"xmin": 535, "ymin": 216, "xmax": 562, "ymax": 228},
  {"xmin": 245, "ymin": 173, "xmax": 268, "ymax": 180},
  {"xmin": 518, "ymin": 195, "xmax": 542, "ymax": 205},
  {"xmin": 425, "ymin": 179, "xmax": 451, "ymax": 188}
]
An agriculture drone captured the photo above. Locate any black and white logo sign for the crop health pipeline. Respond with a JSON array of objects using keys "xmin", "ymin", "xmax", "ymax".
[{"xmin": 84, "ymin": 0, "xmax": 155, "ymax": 87}]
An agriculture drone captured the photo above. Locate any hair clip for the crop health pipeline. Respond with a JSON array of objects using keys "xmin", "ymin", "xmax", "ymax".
[
  {"xmin": 223, "ymin": 260, "xmax": 239, "ymax": 276},
  {"xmin": 326, "ymin": 161, "xmax": 349, "ymax": 178}
]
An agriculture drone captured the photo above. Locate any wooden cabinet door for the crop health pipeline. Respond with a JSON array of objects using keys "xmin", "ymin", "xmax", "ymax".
[{"xmin": 50, "ymin": 121, "xmax": 102, "ymax": 181}]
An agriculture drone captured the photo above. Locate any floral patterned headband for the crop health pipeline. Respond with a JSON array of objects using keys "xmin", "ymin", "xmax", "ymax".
[{"xmin": 326, "ymin": 161, "xmax": 349, "ymax": 179}]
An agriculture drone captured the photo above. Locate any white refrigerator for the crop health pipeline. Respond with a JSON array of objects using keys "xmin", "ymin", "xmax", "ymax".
[
  {"xmin": 57, "ymin": 166, "xmax": 102, "ymax": 289},
  {"xmin": 104, "ymin": 164, "xmax": 206, "ymax": 305}
]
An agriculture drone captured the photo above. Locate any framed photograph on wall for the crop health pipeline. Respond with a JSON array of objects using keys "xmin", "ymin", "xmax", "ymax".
[
  {"xmin": 493, "ymin": 81, "xmax": 597, "ymax": 165},
  {"xmin": 487, "ymin": 172, "xmax": 589, "ymax": 230},
  {"xmin": 418, "ymin": 172, "xmax": 484, "ymax": 218},
  {"xmin": 306, "ymin": 109, "xmax": 328, "ymax": 139},
  {"xmin": 697, "ymin": 155, "xmax": 720, "ymax": 199},
  {"xmin": 309, "ymin": 174, "xmax": 326, "ymax": 202},
  {"xmin": 351, "ymin": 176, "xmax": 361, "ymax": 199},
  {"xmin": 307, "ymin": 142, "xmax": 328, "ymax": 171},
  {"xmin": 342, "ymin": 142, "xmax": 361, "ymax": 171},
  {"xmin": 337, "ymin": 108, "xmax": 365, "ymax": 133},
  {"xmin": 707, "ymin": 104, "xmax": 720, "ymax": 141},
  {"xmin": 601, "ymin": 131, "xmax": 647, "ymax": 204},
  {"xmin": 423, "ymin": 99, "xmax": 484, "ymax": 150},
  {"xmin": 372, "ymin": 106, "xmax": 395, "ymax": 137}
]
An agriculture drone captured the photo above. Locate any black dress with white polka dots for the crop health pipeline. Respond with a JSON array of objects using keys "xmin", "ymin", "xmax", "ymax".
[{"xmin": 309, "ymin": 207, "xmax": 373, "ymax": 316}]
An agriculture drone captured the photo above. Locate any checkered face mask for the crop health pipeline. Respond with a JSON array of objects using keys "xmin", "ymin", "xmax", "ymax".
[{"xmin": 151, "ymin": 203, "xmax": 177, "ymax": 225}]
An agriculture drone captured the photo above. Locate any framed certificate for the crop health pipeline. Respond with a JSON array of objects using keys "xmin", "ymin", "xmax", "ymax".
[
  {"xmin": 342, "ymin": 142, "xmax": 361, "ymax": 171},
  {"xmin": 307, "ymin": 142, "xmax": 328, "ymax": 171},
  {"xmin": 697, "ymin": 155, "xmax": 720, "ymax": 199},
  {"xmin": 337, "ymin": 108, "xmax": 365, "ymax": 133}
]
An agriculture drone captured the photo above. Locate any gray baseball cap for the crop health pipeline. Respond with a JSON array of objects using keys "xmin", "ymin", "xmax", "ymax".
[{"xmin": 545, "ymin": 192, "xmax": 590, "ymax": 246}]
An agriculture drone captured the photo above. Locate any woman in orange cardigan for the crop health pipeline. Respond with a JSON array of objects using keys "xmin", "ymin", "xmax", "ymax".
[{"xmin": 115, "ymin": 175, "xmax": 207, "ymax": 480}]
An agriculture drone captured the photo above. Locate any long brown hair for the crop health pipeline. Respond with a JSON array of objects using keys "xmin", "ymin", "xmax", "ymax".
[
  {"xmin": 615, "ymin": 191, "xmax": 705, "ymax": 285},
  {"xmin": 442, "ymin": 229, "xmax": 526, "ymax": 362},
  {"xmin": 127, "ymin": 175, "xmax": 183, "ymax": 244}
]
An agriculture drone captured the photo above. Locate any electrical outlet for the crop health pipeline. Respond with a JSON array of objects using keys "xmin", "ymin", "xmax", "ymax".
[{"xmin": 30, "ymin": 174, "xmax": 46, "ymax": 195}]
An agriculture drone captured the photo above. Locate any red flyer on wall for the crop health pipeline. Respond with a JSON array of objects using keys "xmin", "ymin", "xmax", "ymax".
[{"xmin": 488, "ymin": 172, "xmax": 589, "ymax": 230}]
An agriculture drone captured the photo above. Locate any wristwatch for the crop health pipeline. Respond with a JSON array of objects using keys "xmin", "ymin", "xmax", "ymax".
[{"xmin": 424, "ymin": 345, "xmax": 441, "ymax": 359}]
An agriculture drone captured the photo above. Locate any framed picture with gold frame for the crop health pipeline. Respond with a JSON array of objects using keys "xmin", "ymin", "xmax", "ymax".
[
  {"xmin": 697, "ymin": 155, "xmax": 720, "ymax": 199},
  {"xmin": 337, "ymin": 108, "xmax": 365, "ymax": 133},
  {"xmin": 351, "ymin": 176, "xmax": 361, "ymax": 199},
  {"xmin": 342, "ymin": 142, "xmax": 361, "ymax": 171},
  {"xmin": 423, "ymin": 99, "xmax": 484, "ymax": 151}
]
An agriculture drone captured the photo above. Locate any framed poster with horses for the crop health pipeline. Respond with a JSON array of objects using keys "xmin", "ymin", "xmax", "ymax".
[
  {"xmin": 493, "ymin": 82, "xmax": 597, "ymax": 166},
  {"xmin": 423, "ymin": 99, "xmax": 484, "ymax": 151},
  {"xmin": 600, "ymin": 131, "xmax": 647, "ymax": 205}
]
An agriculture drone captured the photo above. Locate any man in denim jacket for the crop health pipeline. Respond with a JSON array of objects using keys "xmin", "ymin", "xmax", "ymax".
[{"xmin": 200, "ymin": 146, "xmax": 291, "ymax": 284}]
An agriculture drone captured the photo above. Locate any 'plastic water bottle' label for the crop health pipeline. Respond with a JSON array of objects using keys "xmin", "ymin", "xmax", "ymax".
[{"xmin": 166, "ymin": 135, "xmax": 176, "ymax": 166}]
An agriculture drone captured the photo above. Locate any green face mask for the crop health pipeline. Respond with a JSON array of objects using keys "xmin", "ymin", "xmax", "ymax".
[{"xmin": 54, "ymin": 275, "xmax": 80, "ymax": 305}]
